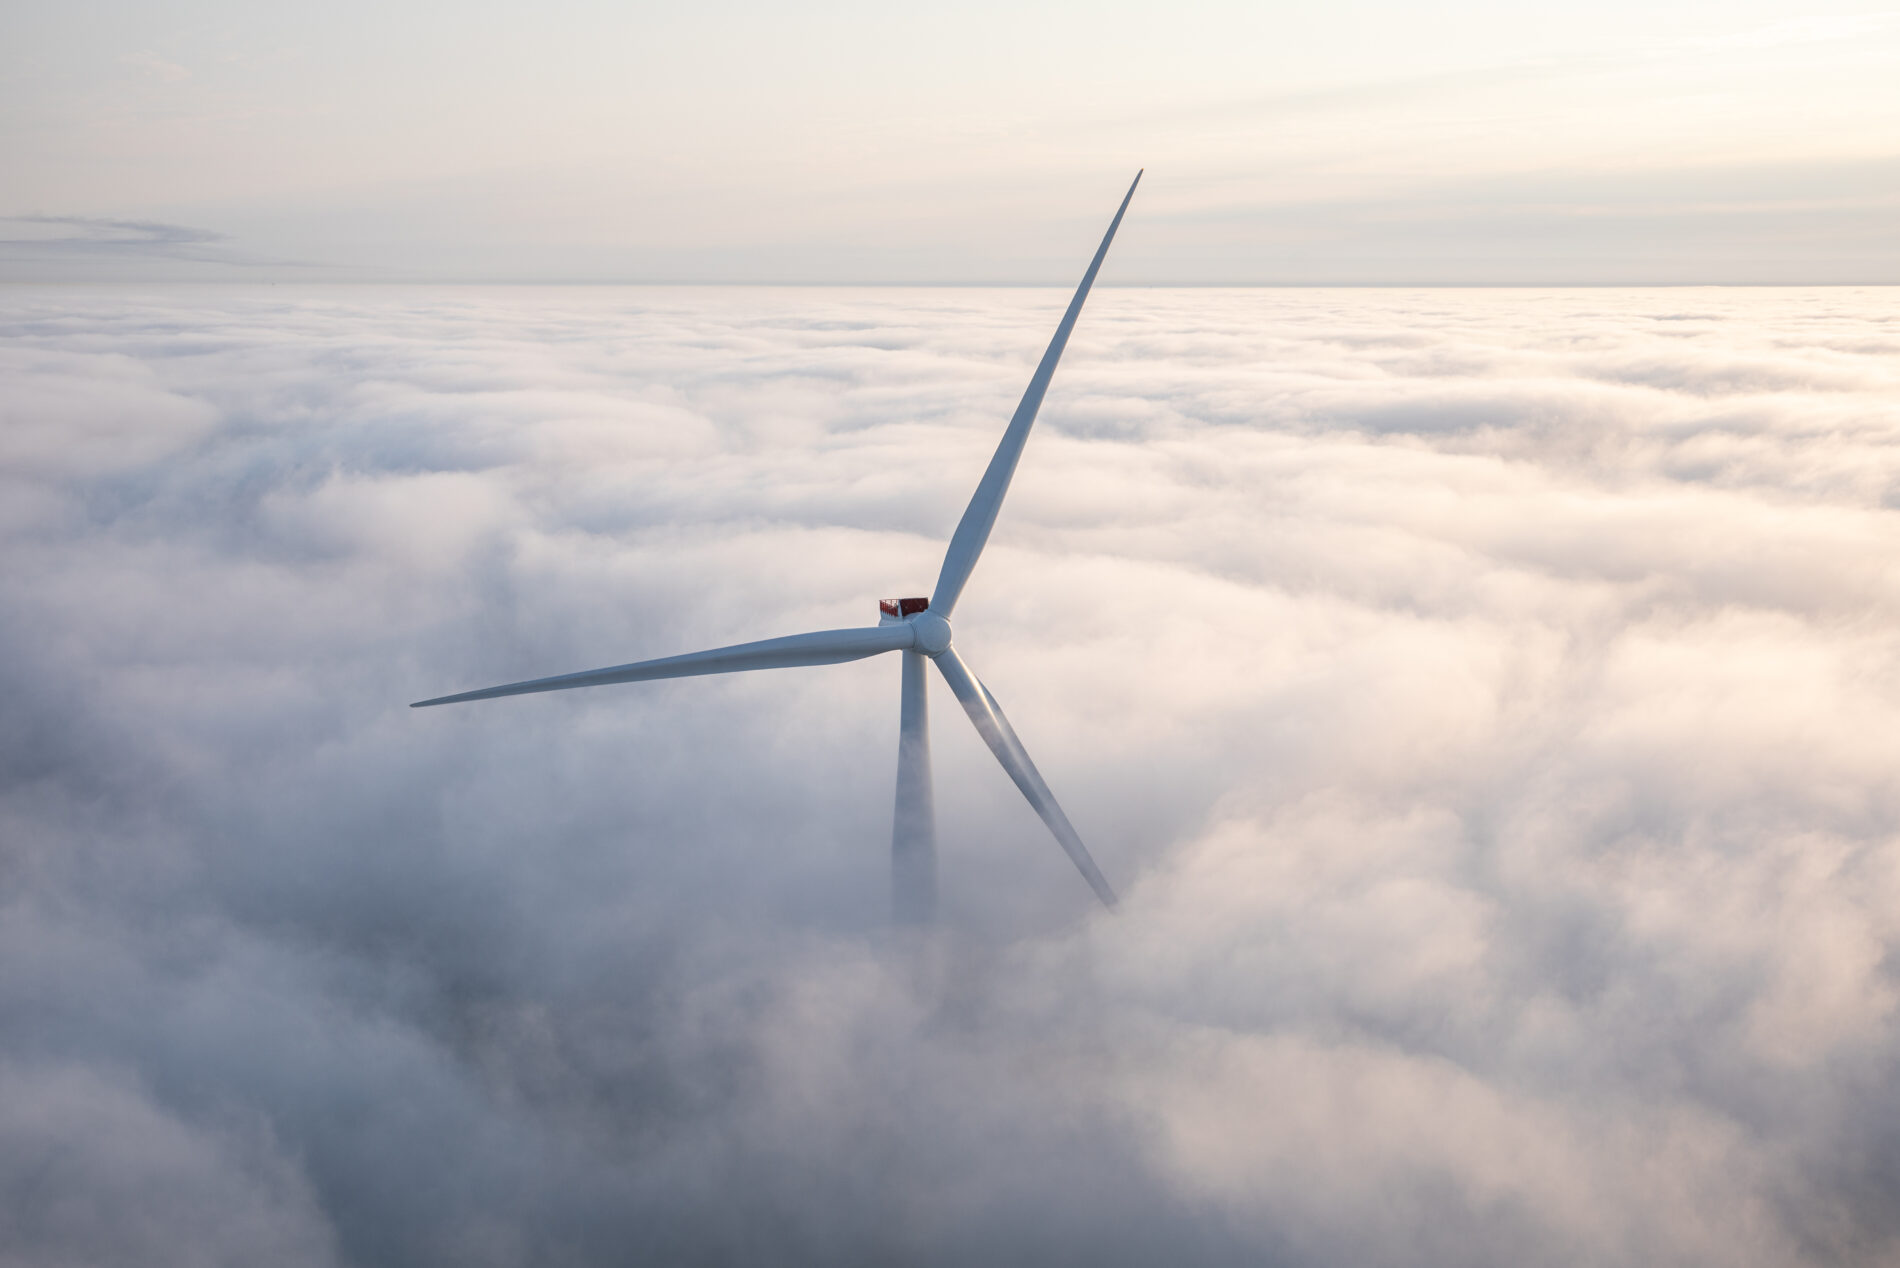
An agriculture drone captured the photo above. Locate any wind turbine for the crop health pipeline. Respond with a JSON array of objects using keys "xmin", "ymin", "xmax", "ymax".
[{"xmin": 414, "ymin": 171, "xmax": 1141, "ymax": 921}]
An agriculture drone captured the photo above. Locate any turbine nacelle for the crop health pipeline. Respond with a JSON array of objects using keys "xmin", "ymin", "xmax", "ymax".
[
  {"xmin": 879, "ymin": 598, "xmax": 952, "ymax": 657},
  {"xmin": 878, "ymin": 597, "xmax": 930, "ymax": 621}
]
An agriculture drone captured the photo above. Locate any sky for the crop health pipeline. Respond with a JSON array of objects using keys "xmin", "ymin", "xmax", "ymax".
[
  {"xmin": 3, "ymin": 0, "xmax": 1899, "ymax": 282},
  {"xmin": 5, "ymin": 2, "xmax": 1900, "ymax": 1263},
  {"xmin": 4, "ymin": 283, "xmax": 1900, "ymax": 1264}
]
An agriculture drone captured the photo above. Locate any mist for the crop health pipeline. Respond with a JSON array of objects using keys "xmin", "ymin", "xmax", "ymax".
[{"xmin": 4, "ymin": 284, "xmax": 1899, "ymax": 1266}]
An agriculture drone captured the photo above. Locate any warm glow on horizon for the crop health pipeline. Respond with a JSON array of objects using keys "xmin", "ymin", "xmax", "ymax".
[{"xmin": 3, "ymin": 0, "xmax": 1897, "ymax": 282}]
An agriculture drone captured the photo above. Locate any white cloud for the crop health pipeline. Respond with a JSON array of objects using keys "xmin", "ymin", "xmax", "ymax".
[
  {"xmin": 0, "ymin": 1062, "xmax": 339, "ymax": 1268},
  {"xmin": 2, "ymin": 283, "xmax": 1899, "ymax": 1264}
]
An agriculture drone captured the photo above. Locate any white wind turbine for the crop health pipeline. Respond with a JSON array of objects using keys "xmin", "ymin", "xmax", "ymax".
[{"xmin": 415, "ymin": 172, "xmax": 1141, "ymax": 921}]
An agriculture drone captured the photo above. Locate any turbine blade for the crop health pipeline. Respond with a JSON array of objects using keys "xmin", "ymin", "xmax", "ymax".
[
  {"xmin": 412, "ymin": 623, "xmax": 916, "ymax": 707},
  {"xmin": 933, "ymin": 646, "xmax": 1117, "ymax": 908},
  {"xmin": 930, "ymin": 170, "xmax": 1142, "ymax": 618},
  {"xmin": 892, "ymin": 650, "xmax": 936, "ymax": 924}
]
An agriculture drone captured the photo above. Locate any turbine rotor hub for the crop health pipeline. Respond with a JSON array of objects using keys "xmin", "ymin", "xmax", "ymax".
[{"xmin": 909, "ymin": 610, "xmax": 952, "ymax": 656}]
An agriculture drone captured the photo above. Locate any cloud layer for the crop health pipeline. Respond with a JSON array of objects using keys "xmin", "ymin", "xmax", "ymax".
[{"xmin": 3, "ymin": 284, "xmax": 1900, "ymax": 1265}]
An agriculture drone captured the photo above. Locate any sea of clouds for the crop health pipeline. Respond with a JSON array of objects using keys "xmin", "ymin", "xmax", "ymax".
[{"xmin": 3, "ymin": 283, "xmax": 1898, "ymax": 1266}]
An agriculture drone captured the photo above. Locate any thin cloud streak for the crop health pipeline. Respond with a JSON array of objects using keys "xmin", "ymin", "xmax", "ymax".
[
  {"xmin": 0, "ymin": 215, "xmax": 319, "ymax": 278},
  {"xmin": 0, "ymin": 214, "xmax": 226, "ymax": 252}
]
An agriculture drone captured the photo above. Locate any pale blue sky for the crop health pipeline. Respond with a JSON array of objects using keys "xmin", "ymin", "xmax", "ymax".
[{"xmin": 3, "ymin": 0, "xmax": 1897, "ymax": 281}]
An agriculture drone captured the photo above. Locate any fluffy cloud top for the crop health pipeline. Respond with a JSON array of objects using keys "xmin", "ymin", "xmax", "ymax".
[{"xmin": 3, "ymin": 284, "xmax": 1899, "ymax": 1266}]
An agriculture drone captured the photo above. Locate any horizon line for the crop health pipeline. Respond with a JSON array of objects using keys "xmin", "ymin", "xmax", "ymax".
[{"xmin": 4, "ymin": 278, "xmax": 1898, "ymax": 289}]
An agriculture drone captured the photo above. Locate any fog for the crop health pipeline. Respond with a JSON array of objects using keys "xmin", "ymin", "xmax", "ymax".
[{"xmin": 3, "ymin": 284, "xmax": 1899, "ymax": 1265}]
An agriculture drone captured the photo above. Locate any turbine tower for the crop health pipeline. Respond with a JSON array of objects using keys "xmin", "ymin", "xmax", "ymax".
[{"xmin": 415, "ymin": 172, "xmax": 1141, "ymax": 921}]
